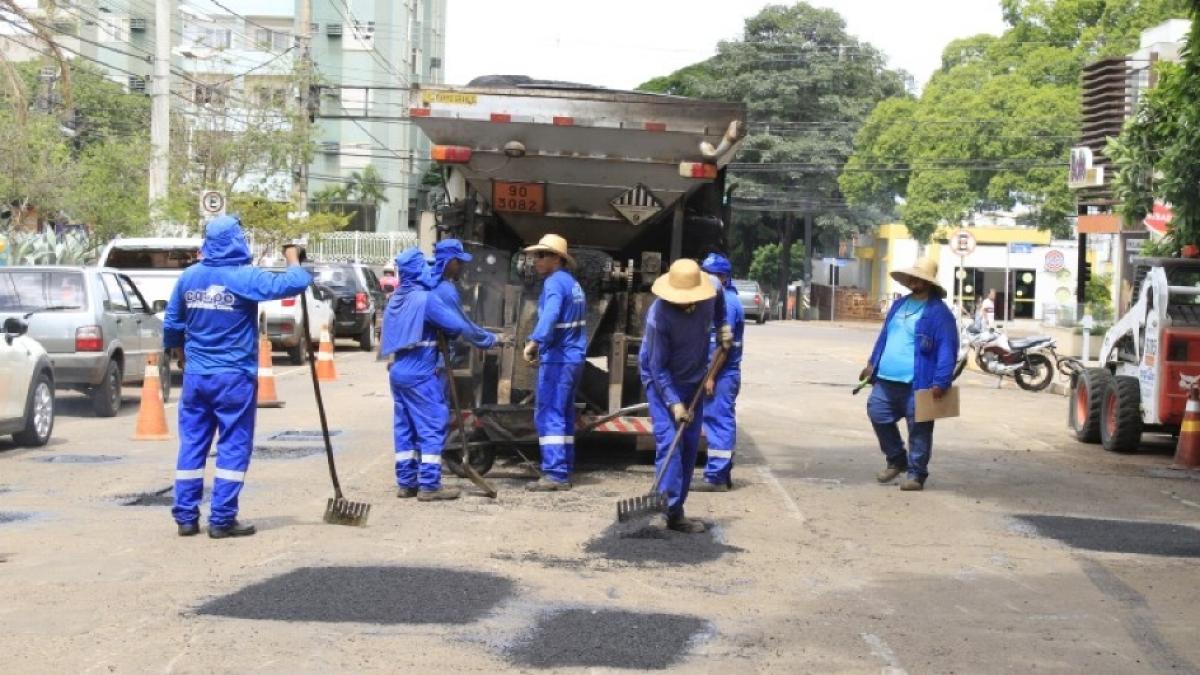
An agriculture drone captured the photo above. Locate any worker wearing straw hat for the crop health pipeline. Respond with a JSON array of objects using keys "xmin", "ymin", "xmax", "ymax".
[
  {"xmin": 638, "ymin": 258, "xmax": 731, "ymax": 534},
  {"xmin": 859, "ymin": 257, "xmax": 958, "ymax": 491},
  {"xmin": 522, "ymin": 234, "xmax": 588, "ymax": 491}
]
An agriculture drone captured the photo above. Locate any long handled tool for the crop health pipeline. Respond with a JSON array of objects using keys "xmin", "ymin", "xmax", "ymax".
[
  {"xmin": 437, "ymin": 334, "xmax": 498, "ymax": 498},
  {"xmin": 616, "ymin": 347, "xmax": 728, "ymax": 523},
  {"xmin": 300, "ymin": 289, "xmax": 371, "ymax": 526}
]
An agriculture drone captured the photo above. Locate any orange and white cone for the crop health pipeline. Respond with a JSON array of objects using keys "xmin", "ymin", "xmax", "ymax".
[
  {"xmin": 1174, "ymin": 386, "xmax": 1200, "ymax": 469},
  {"xmin": 133, "ymin": 352, "xmax": 170, "ymax": 441},
  {"xmin": 256, "ymin": 334, "xmax": 284, "ymax": 409},
  {"xmin": 315, "ymin": 325, "xmax": 338, "ymax": 382}
]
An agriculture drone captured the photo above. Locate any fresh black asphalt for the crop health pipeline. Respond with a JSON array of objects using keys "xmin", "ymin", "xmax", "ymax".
[
  {"xmin": 584, "ymin": 521, "xmax": 742, "ymax": 565},
  {"xmin": 1017, "ymin": 514, "xmax": 1200, "ymax": 557},
  {"xmin": 507, "ymin": 607, "xmax": 709, "ymax": 670}
]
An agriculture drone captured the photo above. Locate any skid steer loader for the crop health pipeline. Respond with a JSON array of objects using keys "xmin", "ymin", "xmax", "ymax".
[{"xmin": 1070, "ymin": 257, "xmax": 1200, "ymax": 452}]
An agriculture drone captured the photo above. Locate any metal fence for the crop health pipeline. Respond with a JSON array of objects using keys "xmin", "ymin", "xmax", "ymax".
[{"xmin": 305, "ymin": 231, "xmax": 419, "ymax": 265}]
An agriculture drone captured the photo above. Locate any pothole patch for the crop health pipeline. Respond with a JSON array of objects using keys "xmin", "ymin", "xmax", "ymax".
[
  {"xmin": 1015, "ymin": 514, "xmax": 1200, "ymax": 558},
  {"xmin": 507, "ymin": 607, "xmax": 710, "ymax": 670},
  {"xmin": 196, "ymin": 566, "xmax": 515, "ymax": 624},
  {"xmin": 583, "ymin": 521, "xmax": 742, "ymax": 566},
  {"xmin": 0, "ymin": 512, "xmax": 31, "ymax": 524},
  {"xmin": 122, "ymin": 487, "xmax": 173, "ymax": 507},
  {"xmin": 35, "ymin": 454, "xmax": 122, "ymax": 464},
  {"xmin": 252, "ymin": 444, "xmax": 330, "ymax": 459},
  {"xmin": 264, "ymin": 430, "xmax": 341, "ymax": 442}
]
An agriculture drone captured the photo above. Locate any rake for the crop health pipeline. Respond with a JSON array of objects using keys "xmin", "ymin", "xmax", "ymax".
[
  {"xmin": 616, "ymin": 347, "xmax": 727, "ymax": 523},
  {"xmin": 299, "ymin": 289, "xmax": 371, "ymax": 526}
]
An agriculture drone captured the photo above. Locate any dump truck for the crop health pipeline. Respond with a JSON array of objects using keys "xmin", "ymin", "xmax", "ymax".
[
  {"xmin": 1070, "ymin": 257, "xmax": 1200, "ymax": 452},
  {"xmin": 408, "ymin": 77, "xmax": 746, "ymax": 475}
]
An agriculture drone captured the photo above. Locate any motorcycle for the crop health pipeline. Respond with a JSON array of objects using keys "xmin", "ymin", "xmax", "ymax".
[{"xmin": 952, "ymin": 325, "xmax": 1059, "ymax": 392}]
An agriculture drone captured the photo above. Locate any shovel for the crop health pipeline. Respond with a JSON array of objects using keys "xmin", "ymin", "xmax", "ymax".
[
  {"xmin": 299, "ymin": 288, "xmax": 371, "ymax": 526},
  {"xmin": 437, "ymin": 334, "xmax": 498, "ymax": 498},
  {"xmin": 616, "ymin": 347, "xmax": 727, "ymax": 523}
]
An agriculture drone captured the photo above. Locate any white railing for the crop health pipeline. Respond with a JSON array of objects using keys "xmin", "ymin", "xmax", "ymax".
[{"xmin": 306, "ymin": 231, "xmax": 419, "ymax": 265}]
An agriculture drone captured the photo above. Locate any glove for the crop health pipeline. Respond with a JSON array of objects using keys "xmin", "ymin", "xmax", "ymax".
[
  {"xmin": 670, "ymin": 402, "xmax": 691, "ymax": 424},
  {"xmin": 718, "ymin": 324, "xmax": 734, "ymax": 350},
  {"xmin": 523, "ymin": 341, "xmax": 539, "ymax": 364},
  {"xmin": 493, "ymin": 333, "xmax": 513, "ymax": 347}
]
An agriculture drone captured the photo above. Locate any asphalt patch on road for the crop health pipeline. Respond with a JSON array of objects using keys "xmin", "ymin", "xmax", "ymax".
[
  {"xmin": 251, "ymin": 443, "xmax": 329, "ymax": 459},
  {"xmin": 196, "ymin": 565, "xmax": 515, "ymax": 624},
  {"xmin": 264, "ymin": 429, "xmax": 342, "ymax": 442},
  {"xmin": 35, "ymin": 454, "xmax": 121, "ymax": 464},
  {"xmin": 122, "ymin": 487, "xmax": 173, "ymax": 506},
  {"xmin": 0, "ymin": 512, "xmax": 31, "ymax": 524},
  {"xmin": 1016, "ymin": 514, "xmax": 1200, "ymax": 558},
  {"xmin": 507, "ymin": 607, "xmax": 709, "ymax": 670},
  {"xmin": 584, "ymin": 521, "xmax": 742, "ymax": 565}
]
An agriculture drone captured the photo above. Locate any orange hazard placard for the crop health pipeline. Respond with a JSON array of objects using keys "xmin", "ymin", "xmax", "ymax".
[{"xmin": 493, "ymin": 181, "xmax": 545, "ymax": 214}]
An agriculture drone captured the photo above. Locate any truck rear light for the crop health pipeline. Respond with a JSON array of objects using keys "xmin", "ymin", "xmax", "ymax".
[
  {"xmin": 355, "ymin": 292, "xmax": 369, "ymax": 312},
  {"xmin": 431, "ymin": 145, "xmax": 473, "ymax": 163},
  {"xmin": 553, "ymin": 116, "xmax": 574, "ymax": 126},
  {"xmin": 282, "ymin": 297, "xmax": 297, "ymax": 307},
  {"xmin": 409, "ymin": 107, "xmax": 431, "ymax": 117},
  {"xmin": 75, "ymin": 325, "xmax": 103, "ymax": 352},
  {"xmin": 679, "ymin": 162, "xmax": 719, "ymax": 179}
]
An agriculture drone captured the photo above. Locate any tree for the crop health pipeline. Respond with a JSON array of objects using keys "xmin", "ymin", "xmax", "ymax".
[
  {"xmin": 229, "ymin": 192, "xmax": 350, "ymax": 259},
  {"xmin": 1109, "ymin": 4, "xmax": 1200, "ymax": 249},
  {"xmin": 346, "ymin": 164, "xmax": 389, "ymax": 231},
  {"xmin": 841, "ymin": 0, "xmax": 1191, "ymax": 244},
  {"xmin": 749, "ymin": 242, "xmax": 807, "ymax": 288}
]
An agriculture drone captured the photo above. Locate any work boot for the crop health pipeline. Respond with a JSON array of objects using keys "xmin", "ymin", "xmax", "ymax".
[
  {"xmin": 899, "ymin": 477, "xmax": 925, "ymax": 492},
  {"xmin": 667, "ymin": 515, "xmax": 707, "ymax": 534},
  {"xmin": 524, "ymin": 478, "xmax": 572, "ymax": 492},
  {"xmin": 691, "ymin": 481, "xmax": 731, "ymax": 493},
  {"xmin": 177, "ymin": 522, "xmax": 199, "ymax": 537},
  {"xmin": 417, "ymin": 487, "xmax": 461, "ymax": 502},
  {"xmin": 396, "ymin": 487, "xmax": 418, "ymax": 499},
  {"xmin": 876, "ymin": 464, "xmax": 907, "ymax": 484},
  {"xmin": 208, "ymin": 520, "xmax": 256, "ymax": 539}
]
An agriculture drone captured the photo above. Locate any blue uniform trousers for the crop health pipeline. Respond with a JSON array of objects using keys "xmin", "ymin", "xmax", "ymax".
[
  {"xmin": 701, "ymin": 370, "xmax": 740, "ymax": 486},
  {"xmin": 647, "ymin": 383, "xmax": 705, "ymax": 519},
  {"xmin": 535, "ymin": 361, "xmax": 583, "ymax": 483},
  {"xmin": 172, "ymin": 372, "xmax": 257, "ymax": 528},
  {"xmin": 390, "ymin": 367, "xmax": 450, "ymax": 491},
  {"xmin": 867, "ymin": 378, "xmax": 935, "ymax": 480}
]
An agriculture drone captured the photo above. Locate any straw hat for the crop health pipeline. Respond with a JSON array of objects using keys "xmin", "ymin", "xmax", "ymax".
[
  {"xmin": 890, "ymin": 257, "xmax": 944, "ymax": 292},
  {"xmin": 652, "ymin": 259, "xmax": 718, "ymax": 304},
  {"xmin": 523, "ymin": 234, "xmax": 576, "ymax": 268}
]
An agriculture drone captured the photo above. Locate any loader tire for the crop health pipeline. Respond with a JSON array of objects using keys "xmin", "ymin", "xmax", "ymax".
[
  {"xmin": 1100, "ymin": 375, "xmax": 1143, "ymax": 453},
  {"xmin": 1070, "ymin": 368, "xmax": 1110, "ymax": 443}
]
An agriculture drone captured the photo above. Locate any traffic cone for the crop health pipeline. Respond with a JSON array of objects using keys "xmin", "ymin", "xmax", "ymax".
[
  {"xmin": 256, "ymin": 334, "xmax": 284, "ymax": 409},
  {"xmin": 133, "ymin": 352, "xmax": 170, "ymax": 441},
  {"xmin": 315, "ymin": 325, "xmax": 338, "ymax": 382},
  {"xmin": 1174, "ymin": 386, "xmax": 1200, "ymax": 469}
]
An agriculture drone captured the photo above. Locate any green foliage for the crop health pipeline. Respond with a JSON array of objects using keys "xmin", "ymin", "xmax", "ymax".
[
  {"xmin": 10, "ymin": 230, "xmax": 95, "ymax": 265},
  {"xmin": 1110, "ymin": 8, "xmax": 1200, "ymax": 250},
  {"xmin": 748, "ymin": 242, "xmax": 806, "ymax": 287},
  {"xmin": 842, "ymin": 0, "xmax": 1190, "ymax": 244},
  {"xmin": 67, "ymin": 138, "xmax": 152, "ymax": 244},
  {"xmin": 229, "ymin": 192, "xmax": 350, "ymax": 256},
  {"xmin": 1086, "ymin": 272, "xmax": 1113, "ymax": 313}
]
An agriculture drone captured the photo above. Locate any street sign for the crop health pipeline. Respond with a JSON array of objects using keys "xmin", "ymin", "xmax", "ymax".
[
  {"xmin": 1144, "ymin": 201, "xmax": 1172, "ymax": 237},
  {"xmin": 1009, "ymin": 243, "xmax": 1033, "ymax": 254},
  {"xmin": 1068, "ymin": 147, "xmax": 1105, "ymax": 189},
  {"xmin": 1044, "ymin": 249, "xmax": 1065, "ymax": 272},
  {"xmin": 200, "ymin": 190, "xmax": 226, "ymax": 216},
  {"xmin": 949, "ymin": 229, "xmax": 976, "ymax": 257}
]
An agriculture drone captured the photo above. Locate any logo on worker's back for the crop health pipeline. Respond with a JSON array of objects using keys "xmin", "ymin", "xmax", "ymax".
[{"xmin": 185, "ymin": 285, "xmax": 236, "ymax": 311}]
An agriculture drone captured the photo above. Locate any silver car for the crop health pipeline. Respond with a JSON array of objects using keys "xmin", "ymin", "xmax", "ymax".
[
  {"xmin": 0, "ymin": 266, "xmax": 169, "ymax": 417},
  {"xmin": 733, "ymin": 279, "xmax": 769, "ymax": 324}
]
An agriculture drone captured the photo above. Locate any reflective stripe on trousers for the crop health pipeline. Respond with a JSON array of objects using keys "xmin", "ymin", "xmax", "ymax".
[
  {"xmin": 701, "ymin": 370, "xmax": 740, "ymax": 485},
  {"xmin": 390, "ymin": 367, "xmax": 450, "ymax": 491}
]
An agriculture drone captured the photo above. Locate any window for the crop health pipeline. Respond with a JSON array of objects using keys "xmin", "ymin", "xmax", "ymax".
[
  {"xmin": 0, "ymin": 271, "xmax": 87, "ymax": 311},
  {"xmin": 272, "ymin": 30, "xmax": 292, "ymax": 51},
  {"xmin": 255, "ymin": 28, "xmax": 292, "ymax": 51},
  {"xmin": 255, "ymin": 28, "xmax": 271, "ymax": 49},
  {"xmin": 101, "ymin": 274, "xmax": 129, "ymax": 312},
  {"xmin": 116, "ymin": 276, "xmax": 147, "ymax": 313},
  {"xmin": 345, "ymin": 20, "xmax": 375, "ymax": 51},
  {"xmin": 193, "ymin": 84, "xmax": 228, "ymax": 107},
  {"xmin": 104, "ymin": 246, "xmax": 200, "ymax": 270},
  {"xmin": 201, "ymin": 28, "xmax": 232, "ymax": 49}
]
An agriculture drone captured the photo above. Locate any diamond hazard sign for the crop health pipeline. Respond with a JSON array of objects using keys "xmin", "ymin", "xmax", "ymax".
[{"xmin": 611, "ymin": 184, "xmax": 663, "ymax": 226}]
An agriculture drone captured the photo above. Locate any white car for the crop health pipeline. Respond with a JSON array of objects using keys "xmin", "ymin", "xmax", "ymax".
[
  {"xmin": 260, "ymin": 280, "xmax": 335, "ymax": 365},
  {"xmin": 0, "ymin": 316, "xmax": 55, "ymax": 446},
  {"xmin": 97, "ymin": 237, "xmax": 203, "ymax": 311}
]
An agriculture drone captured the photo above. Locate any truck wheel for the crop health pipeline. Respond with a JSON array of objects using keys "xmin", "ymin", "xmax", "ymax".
[
  {"xmin": 443, "ymin": 428, "xmax": 496, "ymax": 478},
  {"xmin": 1100, "ymin": 376, "xmax": 1143, "ymax": 453},
  {"xmin": 14, "ymin": 372, "xmax": 54, "ymax": 447},
  {"xmin": 91, "ymin": 360, "xmax": 122, "ymax": 417},
  {"xmin": 287, "ymin": 343, "xmax": 306, "ymax": 365},
  {"xmin": 359, "ymin": 320, "xmax": 375, "ymax": 351},
  {"xmin": 1015, "ymin": 354, "xmax": 1054, "ymax": 391},
  {"xmin": 1070, "ymin": 368, "xmax": 1110, "ymax": 443}
]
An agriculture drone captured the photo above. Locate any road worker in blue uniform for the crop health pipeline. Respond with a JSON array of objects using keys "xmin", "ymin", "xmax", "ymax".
[
  {"xmin": 521, "ymin": 234, "xmax": 588, "ymax": 491},
  {"xmin": 695, "ymin": 253, "xmax": 745, "ymax": 492},
  {"xmin": 639, "ymin": 258, "xmax": 733, "ymax": 533},
  {"xmin": 428, "ymin": 238, "xmax": 495, "ymax": 354},
  {"xmin": 382, "ymin": 247, "xmax": 500, "ymax": 501},
  {"xmin": 164, "ymin": 215, "xmax": 311, "ymax": 539}
]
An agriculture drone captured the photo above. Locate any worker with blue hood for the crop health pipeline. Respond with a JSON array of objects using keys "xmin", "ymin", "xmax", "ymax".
[
  {"xmin": 163, "ymin": 215, "xmax": 311, "ymax": 539},
  {"xmin": 695, "ymin": 253, "xmax": 744, "ymax": 492},
  {"xmin": 428, "ymin": 239, "xmax": 494, "ymax": 349},
  {"xmin": 382, "ymin": 247, "xmax": 501, "ymax": 501}
]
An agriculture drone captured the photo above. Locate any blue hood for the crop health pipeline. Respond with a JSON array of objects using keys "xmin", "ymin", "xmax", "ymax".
[
  {"xmin": 201, "ymin": 216, "xmax": 252, "ymax": 267},
  {"xmin": 429, "ymin": 239, "xmax": 473, "ymax": 283},
  {"xmin": 701, "ymin": 253, "xmax": 733, "ymax": 287},
  {"xmin": 381, "ymin": 248, "xmax": 434, "ymax": 357}
]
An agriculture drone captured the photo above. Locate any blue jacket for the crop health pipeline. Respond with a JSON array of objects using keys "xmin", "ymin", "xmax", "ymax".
[
  {"xmin": 639, "ymin": 296, "xmax": 717, "ymax": 407},
  {"xmin": 163, "ymin": 216, "xmax": 311, "ymax": 376},
  {"xmin": 433, "ymin": 279, "xmax": 494, "ymax": 348},
  {"xmin": 528, "ymin": 268, "xmax": 587, "ymax": 364},
  {"xmin": 868, "ymin": 294, "xmax": 959, "ymax": 390},
  {"xmin": 709, "ymin": 285, "xmax": 745, "ymax": 370}
]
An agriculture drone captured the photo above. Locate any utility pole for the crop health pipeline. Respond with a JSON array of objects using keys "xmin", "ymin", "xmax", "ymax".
[
  {"xmin": 149, "ymin": 0, "xmax": 173, "ymax": 232},
  {"xmin": 295, "ymin": 0, "xmax": 313, "ymax": 216}
]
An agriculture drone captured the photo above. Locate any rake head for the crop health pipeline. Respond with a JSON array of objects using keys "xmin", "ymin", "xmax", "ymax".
[
  {"xmin": 616, "ymin": 491, "xmax": 667, "ymax": 523},
  {"xmin": 324, "ymin": 497, "xmax": 371, "ymax": 527}
]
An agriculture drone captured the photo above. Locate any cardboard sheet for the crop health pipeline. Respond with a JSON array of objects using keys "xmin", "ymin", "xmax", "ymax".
[{"xmin": 915, "ymin": 386, "xmax": 960, "ymax": 422}]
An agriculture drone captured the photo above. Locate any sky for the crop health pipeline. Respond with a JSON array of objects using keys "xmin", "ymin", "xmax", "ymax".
[{"xmin": 446, "ymin": 0, "xmax": 1009, "ymax": 91}]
